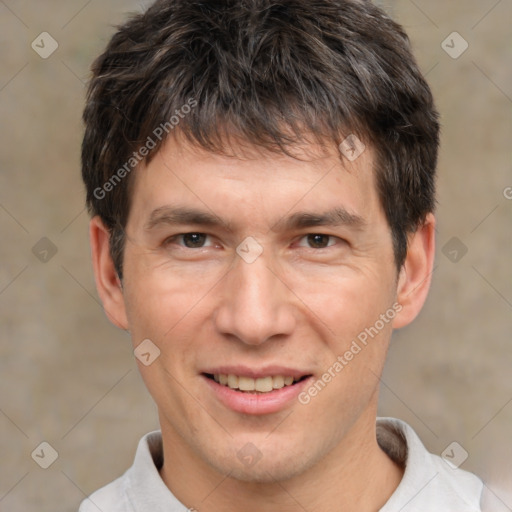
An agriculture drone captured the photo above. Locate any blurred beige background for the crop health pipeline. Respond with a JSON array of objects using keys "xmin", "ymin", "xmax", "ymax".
[{"xmin": 0, "ymin": 1, "xmax": 511, "ymax": 510}]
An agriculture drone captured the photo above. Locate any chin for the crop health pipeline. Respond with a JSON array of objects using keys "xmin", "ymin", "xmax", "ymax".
[
  {"xmin": 224, "ymin": 460, "xmax": 305, "ymax": 484},
  {"xmin": 205, "ymin": 443, "xmax": 324, "ymax": 484}
]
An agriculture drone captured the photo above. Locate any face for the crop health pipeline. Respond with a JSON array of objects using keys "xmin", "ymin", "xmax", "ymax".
[{"xmin": 100, "ymin": 137, "xmax": 419, "ymax": 482}]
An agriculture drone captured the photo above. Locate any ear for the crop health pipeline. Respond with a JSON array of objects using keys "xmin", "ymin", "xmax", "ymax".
[
  {"xmin": 89, "ymin": 216, "xmax": 129, "ymax": 330},
  {"xmin": 393, "ymin": 213, "xmax": 436, "ymax": 328}
]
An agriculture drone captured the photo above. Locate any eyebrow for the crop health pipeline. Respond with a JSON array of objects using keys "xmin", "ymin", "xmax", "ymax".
[
  {"xmin": 144, "ymin": 205, "xmax": 365, "ymax": 232},
  {"xmin": 274, "ymin": 207, "xmax": 366, "ymax": 232},
  {"xmin": 145, "ymin": 206, "xmax": 232, "ymax": 231}
]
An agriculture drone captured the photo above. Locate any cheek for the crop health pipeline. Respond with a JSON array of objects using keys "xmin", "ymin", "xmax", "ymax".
[
  {"xmin": 123, "ymin": 271, "xmax": 207, "ymax": 421},
  {"xmin": 287, "ymin": 264, "xmax": 396, "ymax": 341},
  {"xmin": 122, "ymin": 264, "xmax": 218, "ymax": 399},
  {"xmin": 122, "ymin": 257, "xmax": 220, "ymax": 342},
  {"xmin": 290, "ymin": 266, "xmax": 396, "ymax": 403}
]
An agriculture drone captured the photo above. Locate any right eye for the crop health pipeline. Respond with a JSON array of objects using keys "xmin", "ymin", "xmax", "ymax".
[{"xmin": 164, "ymin": 232, "xmax": 214, "ymax": 248}]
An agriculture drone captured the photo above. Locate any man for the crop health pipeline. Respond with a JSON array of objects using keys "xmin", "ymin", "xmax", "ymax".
[{"xmin": 79, "ymin": 0, "xmax": 483, "ymax": 510}]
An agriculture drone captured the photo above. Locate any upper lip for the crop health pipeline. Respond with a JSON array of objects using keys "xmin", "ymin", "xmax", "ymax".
[{"xmin": 202, "ymin": 365, "xmax": 312, "ymax": 379}]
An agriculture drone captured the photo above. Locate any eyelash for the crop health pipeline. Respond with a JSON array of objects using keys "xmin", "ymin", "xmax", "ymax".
[{"xmin": 164, "ymin": 233, "xmax": 344, "ymax": 250}]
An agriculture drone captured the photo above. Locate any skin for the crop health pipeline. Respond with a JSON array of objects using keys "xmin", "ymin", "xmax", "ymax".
[{"xmin": 90, "ymin": 134, "xmax": 435, "ymax": 512}]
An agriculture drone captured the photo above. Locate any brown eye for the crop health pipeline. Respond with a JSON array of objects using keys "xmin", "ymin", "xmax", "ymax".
[
  {"xmin": 305, "ymin": 234, "xmax": 333, "ymax": 249},
  {"xmin": 181, "ymin": 233, "xmax": 208, "ymax": 248}
]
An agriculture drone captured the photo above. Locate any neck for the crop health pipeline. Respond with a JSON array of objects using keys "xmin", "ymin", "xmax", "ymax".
[{"xmin": 159, "ymin": 410, "xmax": 403, "ymax": 512}]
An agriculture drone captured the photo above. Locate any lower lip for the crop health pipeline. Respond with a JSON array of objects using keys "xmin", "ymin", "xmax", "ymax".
[{"xmin": 202, "ymin": 375, "xmax": 312, "ymax": 415}]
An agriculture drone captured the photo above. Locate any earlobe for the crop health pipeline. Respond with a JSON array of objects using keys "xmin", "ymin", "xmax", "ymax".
[
  {"xmin": 89, "ymin": 216, "xmax": 129, "ymax": 330},
  {"xmin": 393, "ymin": 213, "xmax": 436, "ymax": 329}
]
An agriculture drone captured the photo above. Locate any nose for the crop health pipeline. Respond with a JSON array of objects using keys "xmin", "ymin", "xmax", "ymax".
[{"xmin": 214, "ymin": 250, "xmax": 297, "ymax": 346}]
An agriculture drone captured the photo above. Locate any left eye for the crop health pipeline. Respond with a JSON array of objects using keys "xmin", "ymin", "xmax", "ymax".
[{"xmin": 297, "ymin": 234, "xmax": 338, "ymax": 249}]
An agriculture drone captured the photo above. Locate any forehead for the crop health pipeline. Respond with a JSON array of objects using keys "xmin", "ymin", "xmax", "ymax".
[{"xmin": 128, "ymin": 135, "xmax": 382, "ymax": 230}]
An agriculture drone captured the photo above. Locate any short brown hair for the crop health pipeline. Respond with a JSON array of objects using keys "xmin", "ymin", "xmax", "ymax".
[{"xmin": 82, "ymin": 0, "xmax": 439, "ymax": 279}]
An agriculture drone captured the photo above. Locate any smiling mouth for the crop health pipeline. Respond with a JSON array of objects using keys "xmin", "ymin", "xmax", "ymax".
[{"xmin": 203, "ymin": 373, "xmax": 311, "ymax": 393}]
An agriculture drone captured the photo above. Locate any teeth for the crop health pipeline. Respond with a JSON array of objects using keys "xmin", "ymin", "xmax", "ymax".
[
  {"xmin": 238, "ymin": 376, "xmax": 255, "ymax": 391},
  {"xmin": 227, "ymin": 374, "xmax": 238, "ymax": 389},
  {"xmin": 255, "ymin": 376, "xmax": 273, "ymax": 392},
  {"xmin": 213, "ymin": 374, "xmax": 301, "ymax": 392},
  {"xmin": 272, "ymin": 375, "xmax": 284, "ymax": 389}
]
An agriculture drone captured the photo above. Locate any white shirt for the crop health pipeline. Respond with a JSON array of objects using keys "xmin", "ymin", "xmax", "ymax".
[{"xmin": 79, "ymin": 417, "xmax": 483, "ymax": 511}]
